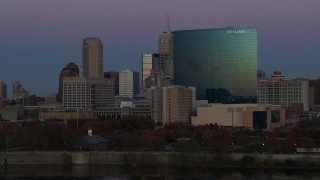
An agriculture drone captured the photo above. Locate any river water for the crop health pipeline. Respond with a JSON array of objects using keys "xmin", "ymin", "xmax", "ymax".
[{"xmin": 0, "ymin": 165, "xmax": 319, "ymax": 179}]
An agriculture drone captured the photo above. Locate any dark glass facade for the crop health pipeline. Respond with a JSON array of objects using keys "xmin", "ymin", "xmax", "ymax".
[{"xmin": 173, "ymin": 28, "xmax": 257, "ymax": 103}]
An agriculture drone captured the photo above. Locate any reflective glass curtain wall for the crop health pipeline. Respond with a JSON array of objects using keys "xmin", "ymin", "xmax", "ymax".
[{"xmin": 173, "ymin": 28, "xmax": 257, "ymax": 103}]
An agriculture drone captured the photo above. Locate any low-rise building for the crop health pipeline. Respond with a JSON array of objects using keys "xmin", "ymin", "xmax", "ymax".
[
  {"xmin": 191, "ymin": 104, "xmax": 285, "ymax": 130},
  {"xmin": 39, "ymin": 110, "xmax": 94, "ymax": 121}
]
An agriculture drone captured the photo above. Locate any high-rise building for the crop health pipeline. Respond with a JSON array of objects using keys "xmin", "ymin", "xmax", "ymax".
[
  {"xmin": 119, "ymin": 67, "xmax": 139, "ymax": 98},
  {"xmin": 0, "ymin": 81, "xmax": 7, "ymax": 100},
  {"xmin": 257, "ymin": 69, "xmax": 266, "ymax": 79},
  {"xmin": 104, "ymin": 71, "xmax": 119, "ymax": 96},
  {"xmin": 82, "ymin": 37, "xmax": 103, "ymax": 78},
  {"xmin": 162, "ymin": 86, "xmax": 192, "ymax": 124},
  {"xmin": 58, "ymin": 62, "xmax": 79, "ymax": 102},
  {"xmin": 173, "ymin": 27, "xmax": 257, "ymax": 103},
  {"xmin": 258, "ymin": 71, "xmax": 309, "ymax": 111},
  {"xmin": 309, "ymin": 78, "xmax": 320, "ymax": 111},
  {"xmin": 159, "ymin": 14, "xmax": 174, "ymax": 85},
  {"xmin": 148, "ymin": 86, "xmax": 163, "ymax": 123},
  {"xmin": 141, "ymin": 53, "xmax": 159, "ymax": 87},
  {"xmin": 13, "ymin": 81, "xmax": 23, "ymax": 100},
  {"xmin": 145, "ymin": 69, "xmax": 163, "ymax": 88},
  {"xmin": 148, "ymin": 85, "xmax": 193, "ymax": 124},
  {"xmin": 63, "ymin": 77, "xmax": 115, "ymax": 109}
]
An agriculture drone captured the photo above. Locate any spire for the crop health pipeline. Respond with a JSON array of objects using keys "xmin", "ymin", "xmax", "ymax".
[
  {"xmin": 166, "ymin": 12, "xmax": 170, "ymax": 30},
  {"xmin": 163, "ymin": 12, "xmax": 171, "ymax": 33}
]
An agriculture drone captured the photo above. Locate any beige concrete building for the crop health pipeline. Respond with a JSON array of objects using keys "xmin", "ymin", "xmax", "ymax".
[
  {"xmin": 163, "ymin": 86, "xmax": 192, "ymax": 124},
  {"xmin": 258, "ymin": 71, "xmax": 309, "ymax": 111},
  {"xmin": 82, "ymin": 37, "xmax": 103, "ymax": 78},
  {"xmin": 12, "ymin": 80, "xmax": 23, "ymax": 100},
  {"xmin": 145, "ymin": 69, "xmax": 163, "ymax": 88},
  {"xmin": 47, "ymin": 93, "xmax": 58, "ymax": 104},
  {"xmin": 148, "ymin": 85, "xmax": 194, "ymax": 124},
  {"xmin": 14, "ymin": 87, "xmax": 29, "ymax": 101},
  {"xmin": 148, "ymin": 86, "xmax": 163, "ymax": 123},
  {"xmin": 39, "ymin": 110, "xmax": 94, "ymax": 121},
  {"xmin": 191, "ymin": 104, "xmax": 285, "ymax": 130},
  {"xmin": 119, "ymin": 67, "xmax": 139, "ymax": 98},
  {"xmin": 94, "ymin": 98, "xmax": 151, "ymax": 119},
  {"xmin": 63, "ymin": 77, "xmax": 114, "ymax": 109}
]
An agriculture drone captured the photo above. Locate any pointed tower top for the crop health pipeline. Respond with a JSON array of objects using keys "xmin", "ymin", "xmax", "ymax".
[{"xmin": 163, "ymin": 12, "xmax": 171, "ymax": 34}]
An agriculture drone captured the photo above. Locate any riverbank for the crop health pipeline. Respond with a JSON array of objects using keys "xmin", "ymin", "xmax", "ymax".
[
  {"xmin": 1, "ymin": 151, "xmax": 320, "ymax": 168},
  {"xmin": 1, "ymin": 164, "xmax": 320, "ymax": 178}
]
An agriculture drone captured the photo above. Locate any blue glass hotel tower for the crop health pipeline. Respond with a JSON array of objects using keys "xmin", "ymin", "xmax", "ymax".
[{"xmin": 173, "ymin": 28, "xmax": 257, "ymax": 103}]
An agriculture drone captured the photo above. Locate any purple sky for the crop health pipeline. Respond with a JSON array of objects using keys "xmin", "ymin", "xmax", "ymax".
[{"xmin": 1, "ymin": 0, "xmax": 320, "ymax": 97}]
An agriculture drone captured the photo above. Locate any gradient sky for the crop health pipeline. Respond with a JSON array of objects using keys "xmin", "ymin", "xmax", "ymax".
[{"xmin": 1, "ymin": 0, "xmax": 320, "ymax": 97}]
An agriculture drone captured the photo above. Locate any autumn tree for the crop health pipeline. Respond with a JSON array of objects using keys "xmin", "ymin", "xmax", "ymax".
[
  {"xmin": 267, "ymin": 129, "xmax": 281, "ymax": 153},
  {"xmin": 285, "ymin": 132, "xmax": 296, "ymax": 153},
  {"xmin": 303, "ymin": 137, "xmax": 315, "ymax": 149}
]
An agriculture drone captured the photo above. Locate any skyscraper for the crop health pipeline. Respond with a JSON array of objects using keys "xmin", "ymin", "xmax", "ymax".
[
  {"xmin": 159, "ymin": 14, "xmax": 174, "ymax": 85},
  {"xmin": 12, "ymin": 80, "xmax": 22, "ymax": 100},
  {"xmin": 162, "ymin": 86, "xmax": 192, "ymax": 124},
  {"xmin": 58, "ymin": 62, "xmax": 79, "ymax": 102},
  {"xmin": 104, "ymin": 71, "xmax": 119, "ymax": 96},
  {"xmin": 148, "ymin": 85, "xmax": 193, "ymax": 124},
  {"xmin": 309, "ymin": 78, "xmax": 320, "ymax": 111},
  {"xmin": 82, "ymin": 37, "xmax": 103, "ymax": 78},
  {"xmin": 173, "ymin": 27, "xmax": 257, "ymax": 103},
  {"xmin": 0, "ymin": 81, "xmax": 7, "ymax": 100},
  {"xmin": 119, "ymin": 66, "xmax": 139, "ymax": 98},
  {"xmin": 141, "ymin": 53, "xmax": 159, "ymax": 87},
  {"xmin": 145, "ymin": 69, "xmax": 163, "ymax": 88}
]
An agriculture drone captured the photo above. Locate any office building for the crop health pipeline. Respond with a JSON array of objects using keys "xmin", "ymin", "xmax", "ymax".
[
  {"xmin": 257, "ymin": 69, "xmax": 266, "ymax": 79},
  {"xmin": 58, "ymin": 62, "xmax": 79, "ymax": 102},
  {"xmin": 148, "ymin": 85, "xmax": 192, "ymax": 124},
  {"xmin": 142, "ymin": 53, "xmax": 159, "ymax": 87},
  {"xmin": 159, "ymin": 14, "xmax": 174, "ymax": 85},
  {"xmin": 258, "ymin": 71, "xmax": 309, "ymax": 111},
  {"xmin": 63, "ymin": 77, "xmax": 115, "ymax": 109},
  {"xmin": 104, "ymin": 71, "xmax": 119, "ymax": 96},
  {"xmin": 12, "ymin": 81, "xmax": 30, "ymax": 101},
  {"xmin": 47, "ymin": 93, "xmax": 59, "ymax": 104},
  {"xmin": 82, "ymin": 37, "xmax": 103, "ymax": 78},
  {"xmin": 148, "ymin": 86, "xmax": 163, "ymax": 123},
  {"xmin": 0, "ymin": 81, "xmax": 7, "ymax": 100},
  {"xmin": 163, "ymin": 86, "xmax": 192, "ymax": 124},
  {"xmin": 145, "ymin": 69, "xmax": 163, "ymax": 88},
  {"xmin": 309, "ymin": 78, "xmax": 320, "ymax": 111},
  {"xmin": 12, "ymin": 80, "xmax": 22, "ymax": 100},
  {"xmin": 173, "ymin": 27, "xmax": 257, "ymax": 103},
  {"xmin": 119, "ymin": 67, "xmax": 139, "ymax": 98}
]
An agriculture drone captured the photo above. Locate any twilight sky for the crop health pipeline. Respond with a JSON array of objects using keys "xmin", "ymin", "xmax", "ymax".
[{"xmin": 1, "ymin": 0, "xmax": 320, "ymax": 97}]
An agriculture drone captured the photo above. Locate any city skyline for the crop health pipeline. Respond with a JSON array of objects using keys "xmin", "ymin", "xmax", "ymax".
[{"xmin": 1, "ymin": 0, "xmax": 320, "ymax": 96}]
